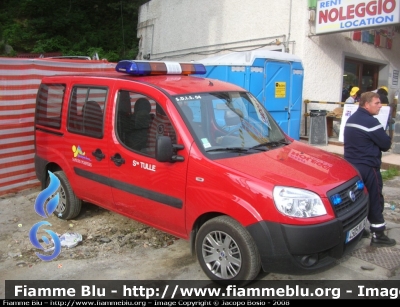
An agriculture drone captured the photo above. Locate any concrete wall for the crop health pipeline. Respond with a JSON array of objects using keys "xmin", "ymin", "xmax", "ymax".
[{"xmin": 137, "ymin": 0, "xmax": 400, "ymax": 103}]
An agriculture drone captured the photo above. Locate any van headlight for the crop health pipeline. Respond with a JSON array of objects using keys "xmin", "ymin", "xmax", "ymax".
[{"xmin": 273, "ymin": 186, "xmax": 327, "ymax": 218}]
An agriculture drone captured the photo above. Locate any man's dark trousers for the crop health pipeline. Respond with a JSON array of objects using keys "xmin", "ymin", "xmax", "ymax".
[{"xmin": 353, "ymin": 163, "xmax": 385, "ymax": 232}]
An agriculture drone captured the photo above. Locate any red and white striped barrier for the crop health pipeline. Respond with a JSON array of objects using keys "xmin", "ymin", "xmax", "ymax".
[{"xmin": 0, "ymin": 58, "xmax": 116, "ymax": 196}]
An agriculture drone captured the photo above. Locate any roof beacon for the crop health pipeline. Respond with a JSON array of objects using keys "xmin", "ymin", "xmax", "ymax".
[{"xmin": 115, "ymin": 60, "xmax": 206, "ymax": 76}]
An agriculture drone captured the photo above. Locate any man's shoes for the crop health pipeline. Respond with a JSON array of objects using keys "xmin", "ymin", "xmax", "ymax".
[
  {"xmin": 370, "ymin": 232, "xmax": 396, "ymax": 247},
  {"xmin": 362, "ymin": 229, "xmax": 370, "ymax": 238}
]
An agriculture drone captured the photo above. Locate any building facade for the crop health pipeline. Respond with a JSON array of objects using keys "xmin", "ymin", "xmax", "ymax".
[{"xmin": 136, "ymin": 0, "xmax": 400, "ymax": 151}]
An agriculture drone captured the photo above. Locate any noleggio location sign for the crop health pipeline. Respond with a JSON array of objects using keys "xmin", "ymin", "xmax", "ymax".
[{"xmin": 315, "ymin": 0, "xmax": 400, "ymax": 34}]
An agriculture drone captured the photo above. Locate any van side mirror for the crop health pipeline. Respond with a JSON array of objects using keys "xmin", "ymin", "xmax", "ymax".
[{"xmin": 156, "ymin": 136, "xmax": 184, "ymax": 162}]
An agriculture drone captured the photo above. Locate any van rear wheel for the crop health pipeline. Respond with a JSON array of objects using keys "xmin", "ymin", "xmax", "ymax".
[
  {"xmin": 46, "ymin": 171, "xmax": 82, "ymax": 220},
  {"xmin": 195, "ymin": 216, "xmax": 261, "ymax": 285}
]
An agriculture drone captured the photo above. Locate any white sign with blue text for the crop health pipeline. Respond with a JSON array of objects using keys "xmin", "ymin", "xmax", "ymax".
[{"xmin": 316, "ymin": 0, "xmax": 400, "ymax": 34}]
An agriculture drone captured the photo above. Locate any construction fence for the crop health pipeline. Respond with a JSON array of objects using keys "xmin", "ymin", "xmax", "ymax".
[{"xmin": 0, "ymin": 58, "xmax": 116, "ymax": 196}]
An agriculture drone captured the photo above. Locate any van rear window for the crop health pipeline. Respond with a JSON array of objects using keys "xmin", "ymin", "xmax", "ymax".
[
  {"xmin": 67, "ymin": 86, "xmax": 107, "ymax": 138},
  {"xmin": 35, "ymin": 83, "xmax": 65, "ymax": 129}
]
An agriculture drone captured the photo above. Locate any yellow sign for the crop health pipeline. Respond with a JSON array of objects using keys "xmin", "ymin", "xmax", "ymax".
[{"xmin": 275, "ymin": 82, "xmax": 286, "ymax": 98}]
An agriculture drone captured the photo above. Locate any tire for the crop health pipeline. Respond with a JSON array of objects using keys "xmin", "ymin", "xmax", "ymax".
[
  {"xmin": 46, "ymin": 171, "xmax": 82, "ymax": 220},
  {"xmin": 195, "ymin": 216, "xmax": 261, "ymax": 285}
]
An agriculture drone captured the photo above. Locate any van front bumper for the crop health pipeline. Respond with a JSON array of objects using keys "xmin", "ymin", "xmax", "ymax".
[{"xmin": 247, "ymin": 200, "xmax": 368, "ymax": 274}]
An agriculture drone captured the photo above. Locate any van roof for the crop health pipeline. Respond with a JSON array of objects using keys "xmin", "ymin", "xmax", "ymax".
[{"xmin": 41, "ymin": 73, "xmax": 246, "ymax": 96}]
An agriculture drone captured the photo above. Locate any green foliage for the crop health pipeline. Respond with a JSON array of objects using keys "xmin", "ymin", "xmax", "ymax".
[
  {"xmin": 0, "ymin": 0, "xmax": 148, "ymax": 61},
  {"xmin": 32, "ymin": 37, "xmax": 71, "ymax": 53},
  {"xmin": 381, "ymin": 168, "xmax": 399, "ymax": 181}
]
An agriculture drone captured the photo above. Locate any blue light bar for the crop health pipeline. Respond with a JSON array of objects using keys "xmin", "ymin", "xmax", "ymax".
[{"xmin": 115, "ymin": 60, "xmax": 206, "ymax": 76}]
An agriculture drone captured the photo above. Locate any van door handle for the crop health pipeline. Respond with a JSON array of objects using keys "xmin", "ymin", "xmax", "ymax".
[
  {"xmin": 111, "ymin": 153, "xmax": 125, "ymax": 167},
  {"xmin": 92, "ymin": 148, "xmax": 105, "ymax": 161}
]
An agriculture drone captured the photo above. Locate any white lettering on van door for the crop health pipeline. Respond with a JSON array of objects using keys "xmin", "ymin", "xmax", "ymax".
[
  {"xmin": 132, "ymin": 160, "xmax": 156, "ymax": 172},
  {"xmin": 140, "ymin": 162, "xmax": 156, "ymax": 172}
]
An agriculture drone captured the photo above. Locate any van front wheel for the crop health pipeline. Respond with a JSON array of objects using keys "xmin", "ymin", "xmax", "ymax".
[
  {"xmin": 195, "ymin": 216, "xmax": 261, "ymax": 284},
  {"xmin": 46, "ymin": 171, "xmax": 82, "ymax": 220}
]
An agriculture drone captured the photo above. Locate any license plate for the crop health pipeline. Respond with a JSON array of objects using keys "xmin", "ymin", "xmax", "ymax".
[{"xmin": 346, "ymin": 217, "xmax": 366, "ymax": 243}]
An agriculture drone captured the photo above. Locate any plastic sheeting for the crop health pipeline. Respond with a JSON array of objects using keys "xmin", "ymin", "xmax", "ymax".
[{"xmin": 0, "ymin": 58, "xmax": 116, "ymax": 195}]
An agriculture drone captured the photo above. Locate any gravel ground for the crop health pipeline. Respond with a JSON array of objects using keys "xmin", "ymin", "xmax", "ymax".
[{"xmin": 1, "ymin": 176, "xmax": 399, "ymax": 298}]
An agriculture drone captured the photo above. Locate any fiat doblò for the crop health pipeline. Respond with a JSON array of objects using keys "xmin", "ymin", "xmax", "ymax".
[{"xmin": 34, "ymin": 60, "xmax": 368, "ymax": 284}]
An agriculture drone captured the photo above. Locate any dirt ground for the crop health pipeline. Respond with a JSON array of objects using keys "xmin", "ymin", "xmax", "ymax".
[
  {"xmin": 1, "ymin": 176, "xmax": 400, "ymax": 298},
  {"xmin": 0, "ymin": 186, "xmax": 208, "ymax": 298}
]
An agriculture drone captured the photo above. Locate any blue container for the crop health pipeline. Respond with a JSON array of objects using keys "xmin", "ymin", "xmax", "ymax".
[{"xmin": 197, "ymin": 49, "xmax": 304, "ymax": 140}]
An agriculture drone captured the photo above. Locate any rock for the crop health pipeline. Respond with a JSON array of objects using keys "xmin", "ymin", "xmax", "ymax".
[
  {"xmin": 361, "ymin": 265, "xmax": 375, "ymax": 271},
  {"xmin": 8, "ymin": 252, "xmax": 21, "ymax": 258}
]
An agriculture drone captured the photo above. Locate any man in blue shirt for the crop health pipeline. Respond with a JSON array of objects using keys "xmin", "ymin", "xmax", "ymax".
[{"xmin": 344, "ymin": 92, "xmax": 395, "ymax": 247}]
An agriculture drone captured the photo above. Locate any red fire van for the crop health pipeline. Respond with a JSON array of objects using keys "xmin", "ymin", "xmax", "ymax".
[{"xmin": 34, "ymin": 60, "xmax": 368, "ymax": 284}]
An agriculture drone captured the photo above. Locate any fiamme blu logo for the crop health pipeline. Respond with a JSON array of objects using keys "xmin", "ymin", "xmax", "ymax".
[{"xmin": 29, "ymin": 171, "xmax": 61, "ymax": 261}]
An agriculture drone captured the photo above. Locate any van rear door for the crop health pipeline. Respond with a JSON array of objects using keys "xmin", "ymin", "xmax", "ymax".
[{"xmin": 63, "ymin": 82, "xmax": 114, "ymax": 209}]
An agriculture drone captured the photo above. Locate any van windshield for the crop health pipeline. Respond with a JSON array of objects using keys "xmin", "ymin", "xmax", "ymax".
[{"xmin": 173, "ymin": 91, "xmax": 289, "ymax": 156}]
